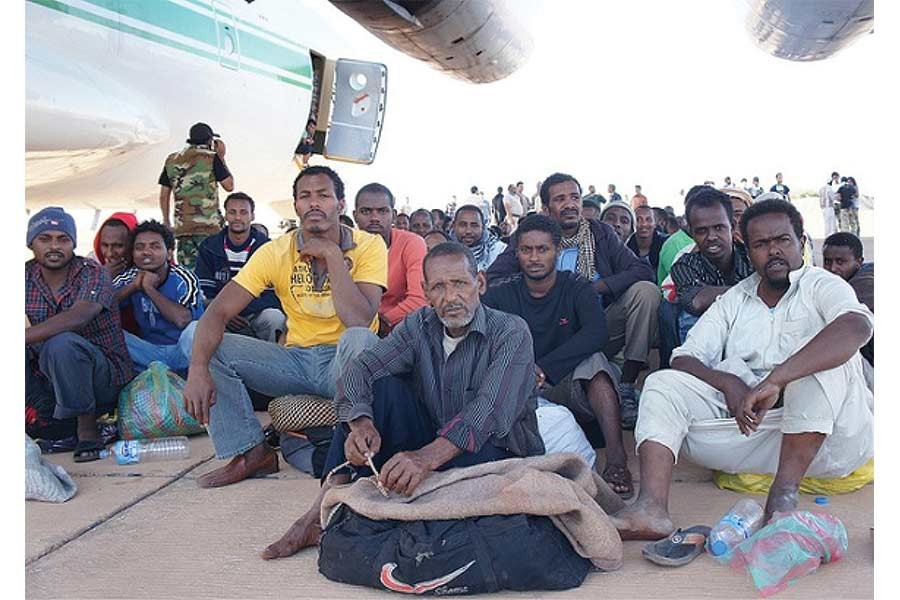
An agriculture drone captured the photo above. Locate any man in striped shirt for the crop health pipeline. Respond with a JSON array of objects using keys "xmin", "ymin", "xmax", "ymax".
[
  {"xmin": 262, "ymin": 242, "xmax": 544, "ymax": 560},
  {"xmin": 195, "ymin": 192, "xmax": 286, "ymax": 342},
  {"xmin": 113, "ymin": 220, "xmax": 205, "ymax": 373}
]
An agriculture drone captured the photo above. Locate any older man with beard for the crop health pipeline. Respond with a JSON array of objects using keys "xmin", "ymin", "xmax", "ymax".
[{"xmin": 261, "ymin": 242, "xmax": 545, "ymax": 560}]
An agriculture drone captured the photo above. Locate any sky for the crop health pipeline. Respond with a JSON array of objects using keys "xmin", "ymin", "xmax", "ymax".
[{"xmin": 313, "ymin": 0, "xmax": 878, "ymax": 215}]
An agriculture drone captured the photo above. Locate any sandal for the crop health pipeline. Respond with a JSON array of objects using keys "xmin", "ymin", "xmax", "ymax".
[
  {"xmin": 601, "ymin": 463, "xmax": 635, "ymax": 500},
  {"xmin": 642, "ymin": 526, "xmax": 711, "ymax": 567},
  {"xmin": 73, "ymin": 440, "xmax": 106, "ymax": 463}
]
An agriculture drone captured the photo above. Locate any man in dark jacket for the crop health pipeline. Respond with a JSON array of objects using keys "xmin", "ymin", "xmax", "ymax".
[
  {"xmin": 195, "ymin": 192, "xmax": 286, "ymax": 342},
  {"xmin": 487, "ymin": 172, "xmax": 659, "ymax": 430}
]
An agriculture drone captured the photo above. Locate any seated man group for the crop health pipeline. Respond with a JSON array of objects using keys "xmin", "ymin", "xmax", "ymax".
[
  {"xmin": 613, "ymin": 198, "xmax": 873, "ymax": 538},
  {"xmin": 487, "ymin": 173, "xmax": 659, "ymax": 430},
  {"xmin": 26, "ymin": 165, "xmax": 875, "ymax": 560}
]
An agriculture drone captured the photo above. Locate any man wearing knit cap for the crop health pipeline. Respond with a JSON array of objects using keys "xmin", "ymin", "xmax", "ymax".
[
  {"xmin": 600, "ymin": 200, "xmax": 635, "ymax": 244},
  {"xmin": 159, "ymin": 122, "xmax": 235, "ymax": 270},
  {"xmin": 25, "ymin": 207, "xmax": 134, "ymax": 462},
  {"xmin": 488, "ymin": 173, "xmax": 659, "ymax": 431}
]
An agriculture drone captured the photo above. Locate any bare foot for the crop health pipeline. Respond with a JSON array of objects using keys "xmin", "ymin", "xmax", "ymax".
[
  {"xmin": 261, "ymin": 511, "xmax": 321, "ymax": 560},
  {"xmin": 610, "ymin": 497, "xmax": 675, "ymax": 540}
]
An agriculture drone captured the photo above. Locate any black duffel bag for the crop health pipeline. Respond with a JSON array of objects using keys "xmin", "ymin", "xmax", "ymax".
[{"xmin": 319, "ymin": 504, "xmax": 592, "ymax": 595}]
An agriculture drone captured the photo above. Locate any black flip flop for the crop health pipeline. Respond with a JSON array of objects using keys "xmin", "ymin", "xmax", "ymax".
[
  {"xmin": 73, "ymin": 440, "xmax": 106, "ymax": 463},
  {"xmin": 641, "ymin": 526, "xmax": 711, "ymax": 567}
]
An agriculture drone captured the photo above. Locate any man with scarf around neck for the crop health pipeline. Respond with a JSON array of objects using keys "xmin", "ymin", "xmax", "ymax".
[
  {"xmin": 450, "ymin": 204, "xmax": 507, "ymax": 272},
  {"xmin": 487, "ymin": 173, "xmax": 659, "ymax": 430}
]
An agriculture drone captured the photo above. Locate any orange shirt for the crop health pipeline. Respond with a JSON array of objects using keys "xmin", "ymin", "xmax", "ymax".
[
  {"xmin": 381, "ymin": 228, "xmax": 428, "ymax": 325},
  {"xmin": 631, "ymin": 193, "xmax": 648, "ymax": 210}
]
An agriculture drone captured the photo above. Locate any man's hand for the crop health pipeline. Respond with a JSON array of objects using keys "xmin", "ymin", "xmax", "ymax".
[
  {"xmin": 719, "ymin": 373, "xmax": 752, "ymax": 419},
  {"xmin": 737, "ymin": 379, "xmax": 782, "ymax": 436},
  {"xmin": 377, "ymin": 314, "xmax": 393, "ymax": 338},
  {"xmin": 128, "ymin": 270, "xmax": 145, "ymax": 292},
  {"xmin": 183, "ymin": 367, "xmax": 217, "ymax": 426},
  {"xmin": 534, "ymin": 364, "xmax": 550, "ymax": 392},
  {"xmin": 142, "ymin": 271, "xmax": 161, "ymax": 291},
  {"xmin": 345, "ymin": 417, "xmax": 381, "ymax": 466},
  {"xmin": 214, "ymin": 138, "xmax": 226, "ymax": 158},
  {"xmin": 379, "ymin": 449, "xmax": 434, "ymax": 496},
  {"xmin": 299, "ymin": 237, "xmax": 341, "ymax": 263},
  {"xmin": 105, "ymin": 257, "xmax": 128, "ymax": 279},
  {"xmin": 592, "ymin": 279, "xmax": 611, "ymax": 296},
  {"xmin": 226, "ymin": 315, "xmax": 250, "ymax": 333}
]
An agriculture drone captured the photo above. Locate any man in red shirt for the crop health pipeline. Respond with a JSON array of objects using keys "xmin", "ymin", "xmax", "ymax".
[{"xmin": 353, "ymin": 183, "xmax": 428, "ymax": 336}]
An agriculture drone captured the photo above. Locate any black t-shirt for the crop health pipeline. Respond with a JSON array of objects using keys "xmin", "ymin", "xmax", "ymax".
[
  {"xmin": 158, "ymin": 154, "xmax": 231, "ymax": 188},
  {"xmin": 492, "ymin": 193, "xmax": 507, "ymax": 222},
  {"xmin": 481, "ymin": 271, "xmax": 607, "ymax": 384},
  {"xmin": 837, "ymin": 183, "xmax": 858, "ymax": 209},
  {"xmin": 770, "ymin": 183, "xmax": 791, "ymax": 197}
]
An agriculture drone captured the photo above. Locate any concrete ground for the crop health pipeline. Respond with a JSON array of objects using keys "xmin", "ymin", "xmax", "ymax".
[{"xmin": 26, "ymin": 415, "xmax": 873, "ymax": 599}]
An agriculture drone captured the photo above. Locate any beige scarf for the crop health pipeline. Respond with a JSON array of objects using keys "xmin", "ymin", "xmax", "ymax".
[{"xmin": 560, "ymin": 219, "xmax": 597, "ymax": 280}]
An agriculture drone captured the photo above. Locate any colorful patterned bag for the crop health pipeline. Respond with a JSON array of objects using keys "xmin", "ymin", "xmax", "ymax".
[{"xmin": 117, "ymin": 361, "xmax": 204, "ymax": 439}]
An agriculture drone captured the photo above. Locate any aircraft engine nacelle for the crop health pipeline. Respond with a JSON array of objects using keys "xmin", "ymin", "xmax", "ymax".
[
  {"xmin": 741, "ymin": 0, "xmax": 874, "ymax": 62},
  {"xmin": 327, "ymin": 0, "xmax": 532, "ymax": 84}
]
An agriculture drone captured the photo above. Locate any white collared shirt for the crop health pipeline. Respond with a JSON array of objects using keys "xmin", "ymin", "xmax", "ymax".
[{"xmin": 673, "ymin": 266, "xmax": 873, "ymax": 381}]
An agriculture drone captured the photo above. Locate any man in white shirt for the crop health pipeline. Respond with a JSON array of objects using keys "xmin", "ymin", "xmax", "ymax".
[
  {"xmin": 503, "ymin": 184, "xmax": 523, "ymax": 230},
  {"xmin": 612, "ymin": 198, "xmax": 873, "ymax": 540},
  {"xmin": 819, "ymin": 174, "xmax": 838, "ymax": 237}
]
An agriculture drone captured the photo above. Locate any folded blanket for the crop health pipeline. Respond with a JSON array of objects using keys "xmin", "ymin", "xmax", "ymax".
[{"xmin": 321, "ymin": 453, "xmax": 626, "ymax": 571}]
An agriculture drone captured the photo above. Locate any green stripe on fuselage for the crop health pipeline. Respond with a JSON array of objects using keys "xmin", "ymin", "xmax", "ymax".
[{"xmin": 27, "ymin": 0, "xmax": 312, "ymax": 89}]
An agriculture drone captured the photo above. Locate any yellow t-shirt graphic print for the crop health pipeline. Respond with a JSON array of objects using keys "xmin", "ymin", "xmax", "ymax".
[
  {"xmin": 234, "ymin": 227, "xmax": 387, "ymax": 347},
  {"xmin": 290, "ymin": 260, "xmax": 337, "ymax": 318}
]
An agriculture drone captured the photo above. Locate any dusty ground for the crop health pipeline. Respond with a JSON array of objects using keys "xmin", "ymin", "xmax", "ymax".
[{"xmin": 26, "ymin": 417, "xmax": 873, "ymax": 600}]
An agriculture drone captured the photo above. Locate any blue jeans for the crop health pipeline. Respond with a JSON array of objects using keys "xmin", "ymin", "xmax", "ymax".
[
  {"xmin": 124, "ymin": 321, "xmax": 197, "ymax": 372},
  {"xmin": 26, "ymin": 332, "xmax": 122, "ymax": 420},
  {"xmin": 201, "ymin": 327, "xmax": 380, "ymax": 459},
  {"xmin": 678, "ymin": 311, "xmax": 700, "ymax": 344},
  {"xmin": 324, "ymin": 376, "xmax": 515, "ymax": 480}
]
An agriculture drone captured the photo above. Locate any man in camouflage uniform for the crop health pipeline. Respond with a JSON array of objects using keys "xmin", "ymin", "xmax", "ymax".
[{"xmin": 159, "ymin": 122, "xmax": 234, "ymax": 270}]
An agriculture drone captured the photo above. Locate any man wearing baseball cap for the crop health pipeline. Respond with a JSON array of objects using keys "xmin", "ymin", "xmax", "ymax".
[
  {"xmin": 159, "ymin": 122, "xmax": 235, "ymax": 270},
  {"xmin": 25, "ymin": 207, "xmax": 134, "ymax": 462}
]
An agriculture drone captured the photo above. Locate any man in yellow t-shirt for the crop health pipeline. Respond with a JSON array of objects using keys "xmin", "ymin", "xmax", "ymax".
[{"xmin": 183, "ymin": 166, "xmax": 388, "ymax": 488}]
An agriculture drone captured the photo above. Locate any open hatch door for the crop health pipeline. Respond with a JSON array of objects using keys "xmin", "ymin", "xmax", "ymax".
[{"xmin": 298, "ymin": 57, "xmax": 387, "ymax": 166}]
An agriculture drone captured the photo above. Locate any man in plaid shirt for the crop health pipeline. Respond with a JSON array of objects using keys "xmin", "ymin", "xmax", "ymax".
[{"xmin": 25, "ymin": 207, "xmax": 134, "ymax": 462}]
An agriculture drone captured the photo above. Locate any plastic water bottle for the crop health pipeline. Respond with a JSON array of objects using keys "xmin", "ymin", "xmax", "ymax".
[
  {"xmin": 110, "ymin": 436, "xmax": 190, "ymax": 465},
  {"xmin": 708, "ymin": 498, "xmax": 765, "ymax": 556}
]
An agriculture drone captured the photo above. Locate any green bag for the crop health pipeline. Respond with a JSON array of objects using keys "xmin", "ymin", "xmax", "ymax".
[{"xmin": 117, "ymin": 361, "xmax": 204, "ymax": 439}]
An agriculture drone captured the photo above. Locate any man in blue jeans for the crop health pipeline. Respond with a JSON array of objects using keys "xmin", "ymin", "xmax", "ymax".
[
  {"xmin": 261, "ymin": 242, "xmax": 544, "ymax": 560},
  {"xmin": 25, "ymin": 207, "xmax": 135, "ymax": 461},
  {"xmin": 113, "ymin": 220, "xmax": 204, "ymax": 372},
  {"xmin": 183, "ymin": 166, "xmax": 388, "ymax": 488}
]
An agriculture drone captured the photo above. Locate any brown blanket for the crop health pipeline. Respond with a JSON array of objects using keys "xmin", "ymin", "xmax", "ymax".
[{"xmin": 320, "ymin": 453, "xmax": 626, "ymax": 571}]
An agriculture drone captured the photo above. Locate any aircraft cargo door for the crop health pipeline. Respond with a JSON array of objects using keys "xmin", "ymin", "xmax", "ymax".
[{"xmin": 324, "ymin": 59, "xmax": 387, "ymax": 165}]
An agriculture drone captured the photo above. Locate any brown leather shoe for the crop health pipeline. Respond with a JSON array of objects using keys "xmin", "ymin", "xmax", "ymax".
[{"xmin": 196, "ymin": 443, "xmax": 279, "ymax": 488}]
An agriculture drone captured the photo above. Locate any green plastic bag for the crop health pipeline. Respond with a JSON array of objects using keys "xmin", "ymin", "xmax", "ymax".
[{"xmin": 117, "ymin": 361, "xmax": 204, "ymax": 439}]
